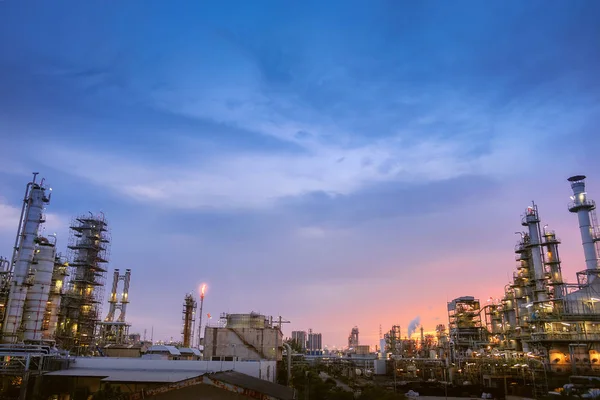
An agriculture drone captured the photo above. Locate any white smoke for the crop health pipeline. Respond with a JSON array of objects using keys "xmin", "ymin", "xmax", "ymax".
[{"xmin": 408, "ymin": 316, "xmax": 421, "ymax": 337}]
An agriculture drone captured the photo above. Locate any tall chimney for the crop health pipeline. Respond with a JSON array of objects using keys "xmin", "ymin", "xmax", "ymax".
[{"xmin": 568, "ymin": 175, "xmax": 600, "ymax": 280}]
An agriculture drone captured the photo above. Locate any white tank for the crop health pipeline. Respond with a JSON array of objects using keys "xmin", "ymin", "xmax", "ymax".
[
  {"xmin": 22, "ymin": 242, "xmax": 56, "ymax": 342},
  {"xmin": 43, "ymin": 259, "xmax": 67, "ymax": 340},
  {"xmin": 3, "ymin": 183, "xmax": 48, "ymax": 341}
]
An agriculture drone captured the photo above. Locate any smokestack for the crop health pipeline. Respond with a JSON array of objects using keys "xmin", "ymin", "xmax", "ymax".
[{"xmin": 568, "ymin": 175, "xmax": 600, "ymax": 279}]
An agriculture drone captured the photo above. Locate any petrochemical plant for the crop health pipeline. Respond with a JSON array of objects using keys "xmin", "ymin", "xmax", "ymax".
[{"xmin": 2, "ymin": 172, "xmax": 600, "ymax": 398}]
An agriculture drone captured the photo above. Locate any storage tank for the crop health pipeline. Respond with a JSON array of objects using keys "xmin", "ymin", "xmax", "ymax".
[{"xmin": 225, "ymin": 313, "xmax": 267, "ymax": 329}]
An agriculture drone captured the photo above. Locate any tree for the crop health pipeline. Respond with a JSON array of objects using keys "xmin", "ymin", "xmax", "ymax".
[{"xmin": 285, "ymin": 338, "xmax": 305, "ymax": 353}]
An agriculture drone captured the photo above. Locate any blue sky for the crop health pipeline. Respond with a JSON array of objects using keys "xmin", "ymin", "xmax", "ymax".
[{"xmin": 1, "ymin": 0, "xmax": 600, "ymax": 346}]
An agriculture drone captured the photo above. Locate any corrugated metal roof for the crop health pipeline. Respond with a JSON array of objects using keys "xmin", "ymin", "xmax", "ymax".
[
  {"xmin": 210, "ymin": 371, "xmax": 295, "ymax": 400},
  {"xmin": 178, "ymin": 348, "xmax": 202, "ymax": 356},
  {"xmin": 147, "ymin": 345, "xmax": 181, "ymax": 355},
  {"xmin": 45, "ymin": 368, "xmax": 203, "ymax": 383}
]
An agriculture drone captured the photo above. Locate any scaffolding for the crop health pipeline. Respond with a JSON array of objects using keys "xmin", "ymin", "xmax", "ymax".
[
  {"xmin": 447, "ymin": 296, "xmax": 485, "ymax": 360},
  {"xmin": 98, "ymin": 268, "xmax": 131, "ymax": 345},
  {"xmin": 385, "ymin": 325, "xmax": 402, "ymax": 355},
  {"xmin": 182, "ymin": 293, "xmax": 197, "ymax": 348},
  {"xmin": 55, "ymin": 214, "xmax": 110, "ymax": 355}
]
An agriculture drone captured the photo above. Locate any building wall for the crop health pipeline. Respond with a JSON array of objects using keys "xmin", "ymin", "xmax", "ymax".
[
  {"xmin": 203, "ymin": 327, "xmax": 283, "ymax": 361},
  {"xmin": 69, "ymin": 357, "xmax": 277, "ymax": 382}
]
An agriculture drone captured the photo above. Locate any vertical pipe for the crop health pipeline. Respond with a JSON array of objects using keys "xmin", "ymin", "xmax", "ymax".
[
  {"xmin": 568, "ymin": 175, "xmax": 599, "ymax": 278},
  {"xmin": 105, "ymin": 269, "xmax": 119, "ymax": 322},
  {"xmin": 119, "ymin": 269, "xmax": 130, "ymax": 322},
  {"xmin": 197, "ymin": 293, "xmax": 204, "ymax": 348}
]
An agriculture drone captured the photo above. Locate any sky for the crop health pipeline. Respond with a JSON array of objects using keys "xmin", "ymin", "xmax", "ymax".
[{"xmin": 1, "ymin": 0, "xmax": 600, "ymax": 348}]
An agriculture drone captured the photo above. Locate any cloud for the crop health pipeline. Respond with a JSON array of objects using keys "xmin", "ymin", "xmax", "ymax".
[{"xmin": 0, "ymin": 199, "xmax": 21, "ymax": 232}]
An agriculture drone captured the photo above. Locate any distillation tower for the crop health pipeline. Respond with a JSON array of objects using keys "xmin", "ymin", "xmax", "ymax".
[
  {"xmin": 55, "ymin": 214, "xmax": 110, "ymax": 355},
  {"xmin": 0, "ymin": 173, "xmax": 57, "ymax": 344},
  {"xmin": 182, "ymin": 293, "xmax": 197, "ymax": 348},
  {"xmin": 98, "ymin": 268, "xmax": 131, "ymax": 345}
]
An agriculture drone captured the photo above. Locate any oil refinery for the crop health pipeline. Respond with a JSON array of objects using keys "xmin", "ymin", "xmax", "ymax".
[{"xmin": 2, "ymin": 172, "xmax": 600, "ymax": 399}]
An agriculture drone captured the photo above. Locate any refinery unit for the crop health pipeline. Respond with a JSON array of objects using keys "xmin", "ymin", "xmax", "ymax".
[
  {"xmin": 3, "ymin": 171, "xmax": 600, "ymax": 399},
  {"xmin": 444, "ymin": 176, "xmax": 600, "ymax": 373},
  {"xmin": 0, "ymin": 174, "xmax": 132, "ymax": 355}
]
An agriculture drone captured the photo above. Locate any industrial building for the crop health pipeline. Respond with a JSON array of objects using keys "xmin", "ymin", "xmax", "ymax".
[{"xmin": 203, "ymin": 313, "xmax": 287, "ymax": 361}]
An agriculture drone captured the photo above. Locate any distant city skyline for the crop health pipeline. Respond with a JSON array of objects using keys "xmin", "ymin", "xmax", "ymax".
[{"xmin": 1, "ymin": 1, "xmax": 600, "ymax": 346}]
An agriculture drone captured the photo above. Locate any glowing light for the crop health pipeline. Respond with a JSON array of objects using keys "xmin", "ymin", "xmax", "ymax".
[{"xmin": 200, "ymin": 284, "xmax": 207, "ymax": 298}]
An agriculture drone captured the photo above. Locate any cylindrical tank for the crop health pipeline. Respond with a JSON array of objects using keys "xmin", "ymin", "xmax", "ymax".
[
  {"xmin": 43, "ymin": 258, "xmax": 68, "ymax": 340},
  {"xmin": 22, "ymin": 240, "xmax": 56, "ymax": 342},
  {"xmin": 226, "ymin": 313, "xmax": 267, "ymax": 329},
  {"xmin": 3, "ymin": 183, "xmax": 49, "ymax": 341}
]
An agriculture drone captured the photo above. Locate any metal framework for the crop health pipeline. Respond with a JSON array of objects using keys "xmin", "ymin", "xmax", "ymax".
[
  {"xmin": 55, "ymin": 213, "xmax": 110, "ymax": 355},
  {"xmin": 182, "ymin": 293, "xmax": 197, "ymax": 348},
  {"xmin": 348, "ymin": 326, "xmax": 359, "ymax": 349},
  {"xmin": 98, "ymin": 268, "xmax": 131, "ymax": 345},
  {"xmin": 459, "ymin": 176, "xmax": 600, "ymax": 377}
]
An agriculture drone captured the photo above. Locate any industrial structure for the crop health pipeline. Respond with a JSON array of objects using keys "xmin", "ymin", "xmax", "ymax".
[
  {"xmin": 348, "ymin": 326, "xmax": 359, "ymax": 349},
  {"xmin": 182, "ymin": 293, "xmax": 197, "ymax": 348},
  {"xmin": 98, "ymin": 268, "xmax": 131, "ymax": 345},
  {"xmin": 196, "ymin": 284, "xmax": 206, "ymax": 348},
  {"xmin": 55, "ymin": 213, "xmax": 110, "ymax": 355},
  {"xmin": 384, "ymin": 325, "xmax": 402, "ymax": 354},
  {"xmin": 0, "ymin": 174, "xmax": 53, "ymax": 344},
  {"xmin": 203, "ymin": 313, "xmax": 287, "ymax": 361},
  {"xmin": 447, "ymin": 175, "xmax": 600, "ymax": 377}
]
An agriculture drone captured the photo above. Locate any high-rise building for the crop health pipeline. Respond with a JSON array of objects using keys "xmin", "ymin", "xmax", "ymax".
[
  {"xmin": 307, "ymin": 329, "xmax": 322, "ymax": 352},
  {"xmin": 291, "ymin": 330, "xmax": 307, "ymax": 351}
]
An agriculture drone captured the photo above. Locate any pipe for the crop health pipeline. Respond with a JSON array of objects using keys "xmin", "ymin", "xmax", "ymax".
[
  {"xmin": 282, "ymin": 342, "xmax": 292, "ymax": 386},
  {"xmin": 568, "ymin": 175, "xmax": 599, "ymax": 278}
]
